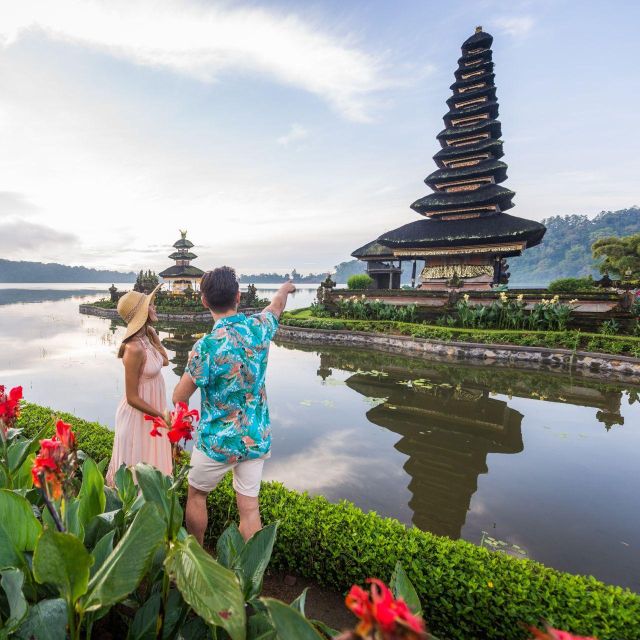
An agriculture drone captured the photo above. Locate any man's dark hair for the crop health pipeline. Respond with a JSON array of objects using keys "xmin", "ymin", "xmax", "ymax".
[{"xmin": 200, "ymin": 266, "xmax": 239, "ymax": 312}]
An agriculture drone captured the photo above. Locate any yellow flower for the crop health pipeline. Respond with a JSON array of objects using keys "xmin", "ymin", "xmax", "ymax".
[
  {"xmin": 569, "ymin": 298, "xmax": 579, "ymax": 304},
  {"xmin": 463, "ymin": 293, "xmax": 469, "ymax": 302},
  {"xmin": 375, "ymin": 298, "xmax": 381, "ymax": 303},
  {"xmin": 487, "ymin": 581, "xmax": 494, "ymax": 588},
  {"xmin": 361, "ymin": 294, "xmax": 366, "ymax": 300},
  {"xmin": 516, "ymin": 294, "xmax": 524, "ymax": 302}
]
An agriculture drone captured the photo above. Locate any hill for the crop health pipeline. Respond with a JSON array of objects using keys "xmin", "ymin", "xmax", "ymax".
[{"xmin": 0, "ymin": 259, "xmax": 136, "ymax": 283}]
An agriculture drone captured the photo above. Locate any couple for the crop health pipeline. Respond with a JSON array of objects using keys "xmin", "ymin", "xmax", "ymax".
[{"xmin": 105, "ymin": 267, "xmax": 295, "ymax": 543}]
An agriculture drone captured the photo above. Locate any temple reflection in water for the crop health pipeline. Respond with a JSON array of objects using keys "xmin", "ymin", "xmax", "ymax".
[
  {"xmin": 160, "ymin": 324, "xmax": 208, "ymax": 376},
  {"xmin": 313, "ymin": 348, "xmax": 626, "ymax": 539}
]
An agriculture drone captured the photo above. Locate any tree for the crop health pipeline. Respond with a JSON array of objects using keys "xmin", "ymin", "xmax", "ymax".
[{"xmin": 592, "ymin": 233, "xmax": 640, "ymax": 279}]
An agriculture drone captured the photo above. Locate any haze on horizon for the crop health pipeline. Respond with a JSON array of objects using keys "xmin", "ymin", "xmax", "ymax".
[{"xmin": 0, "ymin": 0, "xmax": 638, "ymax": 275}]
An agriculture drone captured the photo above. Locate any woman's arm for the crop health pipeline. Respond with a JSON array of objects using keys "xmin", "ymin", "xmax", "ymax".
[
  {"xmin": 123, "ymin": 342, "xmax": 166, "ymax": 417},
  {"xmin": 146, "ymin": 326, "xmax": 170, "ymax": 367}
]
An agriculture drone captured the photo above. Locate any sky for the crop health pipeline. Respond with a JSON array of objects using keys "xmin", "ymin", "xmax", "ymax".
[{"xmin": 0, "ymin": 0, "xmax": 638, "ymax": 275}]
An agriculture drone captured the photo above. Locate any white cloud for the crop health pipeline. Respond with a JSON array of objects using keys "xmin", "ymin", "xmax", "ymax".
[
  {"xmin": 0, "ymin": 220, "xmax": 78, "ymax": 257},
  {"xmin": 0, "ymin": 0, "xmax": 390, "ymax": 122},
  {"xmin": 277, "ymin": 123, "xmax": 309, "ymax": 146},
  {"xmin": 493, "ymin": 16, "xmax": 535, "ymax": 38},
  {"xmin": 0, "ymin": 191, "xmax": 39, "ymax": 217}
]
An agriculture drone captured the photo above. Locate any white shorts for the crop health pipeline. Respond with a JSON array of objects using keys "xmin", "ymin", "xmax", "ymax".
[{"xmin": 188, "ymin": 447, "xmax": 269, "ymax": 497}]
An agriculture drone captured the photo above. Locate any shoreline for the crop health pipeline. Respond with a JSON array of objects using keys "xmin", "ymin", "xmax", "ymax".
[
  {"xmin": 79, "ymin": 303, "xmax": 263, "ymax": 323},
  {"xmin": 276, "ymin": 324, "xmax": 640, "ymax": 383}
]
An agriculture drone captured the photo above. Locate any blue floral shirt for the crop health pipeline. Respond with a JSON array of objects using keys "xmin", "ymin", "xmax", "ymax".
[{"xmin": 187, "ymin": 312, "xmax": 279, "ymax": 463}]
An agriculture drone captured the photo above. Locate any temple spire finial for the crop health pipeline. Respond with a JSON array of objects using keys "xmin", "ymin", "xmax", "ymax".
[
  {"xmin": 475, "ymin": 25, "xmax": 483, "ymax": 33},
  {"xmin": 180, "ymin": 229, "xmax": 187, "ymax": 239}
]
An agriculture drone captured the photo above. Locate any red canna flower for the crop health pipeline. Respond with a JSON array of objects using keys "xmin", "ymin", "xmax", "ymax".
[
  {"xmin": 146, "ymin": 402, "xmax": 199, "ymax": 445},
  {"xmin": 530, "ymin": 626, "xmax": 598, "ymax": 640},
  {"xmin": 31, "ymin": 421, "xmax": 78, "ymax": 501},
  {"xmin": 0, "ymin": 385, "xmax": 23, "ymax": 433},
  {"xmin": 345, "ymin": 578, "xmax": 426, "ymax": 639}
]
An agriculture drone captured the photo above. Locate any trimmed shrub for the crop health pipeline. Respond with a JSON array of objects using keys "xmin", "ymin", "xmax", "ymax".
[
  {"xmin": 347, "ymin": 274, "xmax": 374, "ymax": 290},
  {"xmin": 16, "ymin": 403, "xmax": 640, "ymax": 640},
  {"xmin": 548, "ymin": 276, "xmax": 597, "ymax": 293}
]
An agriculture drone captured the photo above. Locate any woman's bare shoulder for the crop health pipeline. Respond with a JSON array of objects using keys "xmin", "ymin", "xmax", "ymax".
[{"xmin": 122, "ymin": 340, "xmax": 145, "ymax": 359}]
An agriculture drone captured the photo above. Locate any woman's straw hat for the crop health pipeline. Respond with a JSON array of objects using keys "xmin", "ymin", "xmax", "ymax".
[{"xmin": 117, "ymin": 284, "xmax": 162, "ymax": 341}]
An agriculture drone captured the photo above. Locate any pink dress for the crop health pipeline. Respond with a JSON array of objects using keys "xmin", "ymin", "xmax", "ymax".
[{"xmin": 106, "ymin": 335, "xmax": 173, "ymax": 485}]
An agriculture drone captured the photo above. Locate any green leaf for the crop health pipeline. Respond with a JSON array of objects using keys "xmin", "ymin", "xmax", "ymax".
[
  {"xmin": 0, "ymin": 523, "xmax": 26, "ymax": 570},
  {"xmin": 176, "ymin": 616, "xmax": 210, "ymax": 640},
  {"xmin": 33, "ymin": 529, "xmax": 93, "ymax": 604},
  {"xmin": 15, "ymin": 598, "xmax": 67, "ymax": 640},
  {"xmin": 233, "ymin": 523, "xmax": 278, "ymax": 600},
  {"xmin": 134, "ymin": 463, "xmax": 183, "ymax": 537},
  {"xmin": 12, "ymin": 453, "xmax": 36, "ymax": 490},
  {"xmin": 0, "ymin": 489, "xmax": 42, "ymax": 552},
  {"xmin": 90, "ymin": 530, "xmax": 116, "ymax": 578},
  {"xmin": 261, "ymin": 598, "xmax": 323, "ymax": 639},
  {"xmin": 390, "ymin": 561, "xmax": 422, "ymax": 616},
  {"xmin": 311, "ymin": 619, "xmax": 340, "ymax": 639},
  {"xmin": 217, "ymin": 523, "xmax": 245, "ymax": 569},
  {"xmin": 8, "ymin": 424, "xmax": 47, "ymax": 474},
  {"xmin": 127, "ymin": 592, "xmax": 160, "ymax": 640},
  {"xmin": 0, "ymin": 569, "xmax": 28, "ymax": 633},
  {"xmin": 167, "ymin": 535, "xmax": 246, "ymax": 640},
  {"xmin": 78, "ymin": 458, "xmax": 106, "ymax": 528},
  {"xmin": 247, "ymin": 612, "xmax": 276, "ymax": 640},
  {"xmin": 290, "ymin": 587, "xmax": 309, "ymax": 616},
  {"xmin": 79, "ymin": 502, "xmax": 165, "ymax": 613},
  {"xmin": 115, "ymin": 464, "xmax": 137, "ymax": 510},
  {"xmin": 65, "ymin": 498, "xmax": 85, "ymax": 540}
]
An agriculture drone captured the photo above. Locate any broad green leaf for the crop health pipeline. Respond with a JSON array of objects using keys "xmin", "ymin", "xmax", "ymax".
[
  {"xmin": 176, "ymin": 616, "xmax": 210, "ymax": 640},
  {"xmin": 79, "ymin": 502, "xmax": 166, "ymax": 613},
  {"xmin": 247, "ymin": 612, "xmax": 276, "ymax": 640},
  {"xmin": 8, "ymin": 424, "xmax": 46, "ymax": 473},
  {"xmin": 0, "ymin": 489, "xmax": 42, "ymax": 551},
  {"xmin": 390, "ymin": 561, "xmax": 422, "ymax": 616},
  {"xmin": 261, "ymin": 598, "xmax": 323, "ymax": 639},
  {"xmin": 33, "ymin": 529, "xmax": 93, "ymax": 604},
  {"xmin": 290, "ymin": 587, "xmax": 308, "ymax": 616},
  {"xmin": 167, "ymin": 535, "xmax": 246, "ymax": 640},
  {"xmin": 96, "ymin": 458, "xmax": 108, "ymax": 475},
  {"xmin": 127, "ymin": 592, "xmax": 160, "ymax": 640},
  {"xmin": 15, "ymin": 598, "xmax": 67, "ymax": 640},
  {"xmin": 65, "ymin": 498, "xmax": 84, "ymax": 540},
  {"xmin": 78, "ymin": 458, "xmax": 106, "ymax": 528},
  {"xmin": 0, "ymin": 523, "xmax": 26, "ymax": 570},
  {"xmin": 311, "ymin": 619, "xmax": 340, "ymax": 638},
  {"xmin": 1, "ymin": 569, "xmax": 28, "ymax": 632},
  {"xmin": 233, "ymin": 523, "xmax": 278, "ymax": 600},
  {"xmin": 12, "ymin": 453, "xmax": 36, "ymax": 490},
  {"xmin": 115, "ymin": 464, "xmax": 137, "ymax": 510},
  {"xmin": 217, "ymin": 523, "xmax": 245, "ymax": 569},
  {"xmin": 90, "ymin": 530, "xmax": 116, "ymax": 578},
  {"xmin": 134, "ymin": 463, "xmax": 183, "ymax": 537}
]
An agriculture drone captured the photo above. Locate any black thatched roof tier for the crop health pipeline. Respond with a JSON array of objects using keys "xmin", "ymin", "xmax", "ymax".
[
  {"xmin": 411, "ymin": 184, "xmax": 514, "ymax": 215},
  {"xmin": 424, "ymin": 160, "xmax": 508, "ymax": 188},
  {"xmin": 454, "ymin": 61, "xmax": 493, "ymax": 81},
  {"xmin": 168, "ymin": 251, "xmax": 197, "ymax": 260},
  {"xmin": 433, "ymin": 138, "xmax": 504, "ymax": 167},
  {"xmin": 378, "ymin": 213, "xmax": 545, "ymax": 251},
  {"xmin": 351, "ymin": 239, "xmax": 395, "ymax": 260},
  {"xmin": 446, "ymin": 86, "xmax": 497, "ymax": 108},
  {"xmin": 173, "ymin": 238, "xmax": 194, "ymax": 249},
  {"xmin": 159, "ymin": 265, "xmax": 204, "ymax": 278},
  {"xmin": 444, "ymin": 100, "xmax": 499, "ymax": 126},
  {"xmin": 450, "ymin": 73, "xmax": 495, "ymax": 92},
  {"xmin": 462, "ymin": 27, "xmax": 493, "ymax": 52},
  {"xmin": 437, "ymin": 119, "xmax": 502, "ymax": 145},
  {"xmin": 457, "ymin": 49, "xmax": 492, "ymax": 66}
]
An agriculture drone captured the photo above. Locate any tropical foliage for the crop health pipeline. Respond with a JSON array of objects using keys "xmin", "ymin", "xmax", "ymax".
[
  {"xmin": 547, "ymin": 277, "xmax": 598, "ymax": 293},
  {"xmin": 335, "ymin": 296, "xmax": 418, "ymax": 323},
  {"xmin": 592, "ymin": 233, "xmax": 640, "ymax": 279},
  {"xmin": 347, "ymin": 275, "xmax": 375, "ymax": 290}
]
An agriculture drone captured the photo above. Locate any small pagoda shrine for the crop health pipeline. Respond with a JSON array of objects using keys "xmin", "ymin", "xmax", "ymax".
[
  {"xmin": 355, "ymin": 27, "xmax": 546, "ymax": 290},
  {"xmin": 159, "ymin": 230, "xmax": 205, "ymax": 294}
]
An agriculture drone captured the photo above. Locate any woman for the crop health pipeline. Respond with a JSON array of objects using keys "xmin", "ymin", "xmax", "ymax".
[{"xmin": 106, "ymin": 285, "xmax": 172, "ymax": 485}]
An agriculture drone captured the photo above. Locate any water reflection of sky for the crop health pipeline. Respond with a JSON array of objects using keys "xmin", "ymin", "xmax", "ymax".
[{"xmin": 1, "ymin": 285, "xmax": 639, "ymax": 591}]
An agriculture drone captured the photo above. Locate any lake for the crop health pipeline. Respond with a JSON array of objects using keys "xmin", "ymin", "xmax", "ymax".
[{"xmin": 1, "ymin": 283, "xmax": 639, "ymax": 591}]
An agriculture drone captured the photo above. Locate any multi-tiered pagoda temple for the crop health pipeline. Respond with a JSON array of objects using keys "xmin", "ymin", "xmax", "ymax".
[
  {"xmin": 355, "ymin": 27, "xmax": 546, "ymax": 290},
  {"xmin": 159, "ymin": 230, "xmax": 205, "ymax": 294}
]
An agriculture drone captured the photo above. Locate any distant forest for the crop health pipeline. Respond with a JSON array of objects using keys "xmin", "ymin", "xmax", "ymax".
[
  {"xmin": 237, "ymin": 268, "xmax": 327, "ymax": 284},
  {"xmin": 0, "ymin": 259, "xmax": 135, "ymax": 283}
]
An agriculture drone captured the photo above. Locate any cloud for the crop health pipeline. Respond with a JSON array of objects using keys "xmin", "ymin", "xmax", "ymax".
[
  {"xmin": 0, "ymin": 220, "xmax": 78, "ymax": 257},
  {"xmin": 493, "ymin": 16, "xmax": 535, "ymax": 38},
  {"xmin": 0, "ymin": 0, "xmax": 391, "ymax": 121},
  {"xmin": 277, "ymin": 123, "xmax": 309, "ymax": 146},
  {"xmin": 0, "ymin": 191, "xmax": 39, "ymax": 218}
]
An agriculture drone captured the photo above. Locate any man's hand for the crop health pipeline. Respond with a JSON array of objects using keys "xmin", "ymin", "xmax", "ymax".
[
  {"xmin": 280, "ymin": 281, "xmax": 296, "ymax": 295},
  {"xmin": 264, "ymin": 280, "xmax": 296, "ymax": 318}
]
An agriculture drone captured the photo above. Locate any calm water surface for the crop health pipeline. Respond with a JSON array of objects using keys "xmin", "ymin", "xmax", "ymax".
[{"xmin": 1, "ymin": 284, "xmax": 638, "ymax": 591}]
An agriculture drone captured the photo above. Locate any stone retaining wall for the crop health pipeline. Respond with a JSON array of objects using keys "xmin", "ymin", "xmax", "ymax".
[{"xmin": 277, "ymin": 325, "xmax": 640, "ymax": 383}]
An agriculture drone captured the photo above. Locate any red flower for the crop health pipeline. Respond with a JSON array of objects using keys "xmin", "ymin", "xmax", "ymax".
[
  {"xmin": 530, "ymin": 626, "xmax": 598, "ymax": 640},
  {"xmin": 345, "ymin": 578, "xmax": 426, "ymax": 639},
  {"xmin": 31, "ymin": 421, "xmax": 77, "ymax": 500},
  {"xmin": 145, "ymin": 402, "xmax": 199, "ymax": 445},
  {"xmin": 0, "ymin": 385, "xmax": 23, "ymax": 432}
]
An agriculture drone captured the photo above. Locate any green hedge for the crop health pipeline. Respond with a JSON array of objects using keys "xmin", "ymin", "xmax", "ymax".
[
  {"xmin": 17, "ymin": 403, "xmax": 640, "ymax": 640},
  {"xmin": 548, "ymin": 276, "xmax": 598, "ymax": 293},
  {"xmin": 281, "ymin": 316, "xmax": 640, "ymax": 357}
]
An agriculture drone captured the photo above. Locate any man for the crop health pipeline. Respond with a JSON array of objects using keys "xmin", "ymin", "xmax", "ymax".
[{"xmin": 173, "ymin": 267, "xmax": 295, "ymax": 543}]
